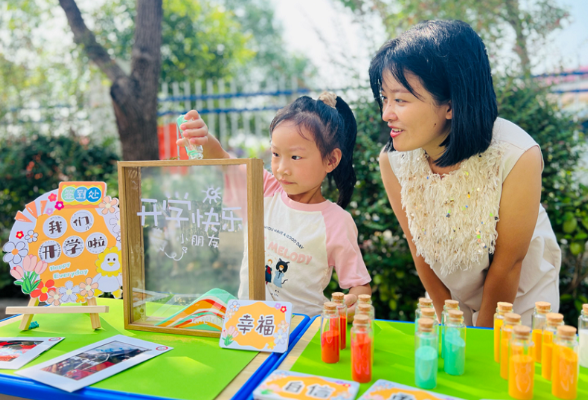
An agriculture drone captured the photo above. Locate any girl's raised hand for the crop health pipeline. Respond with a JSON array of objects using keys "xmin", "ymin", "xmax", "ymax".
[{"xmin": 176, "ymin": 110, "xmax": 209, "ymax": 147}]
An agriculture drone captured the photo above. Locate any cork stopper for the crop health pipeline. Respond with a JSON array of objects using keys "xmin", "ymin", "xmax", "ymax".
[
  {"xmin": 497, "ymin": 302, "xmax": 513, "ymax": 312},
  {"xmin": 357, "ymin": 303, "xmax": 372, "ymax": 314},
  {"xmin": 557, "ymin": 325, "xmax": 576, "ymax": 339},
  {"xmin": 535, "ymin": 301, "xmax": 551, "ymax": 313},
  {"xmin": 447, "ymin": 309, "xmax": 463, "ymax": 322},
  {"xmin": 421, "ymin": 308, "xmax": 436, "ymax": 318},
  {"xmin": 546, "ymin": 313, "xmax": 564, "ymax": 324},
  {"xmin": 323, "ymin": 302, "xmax": 337, "ymax": 312},
  {"xmin": 419, "ymin": 297, "xmax": 433, "ymax": 307},
  {"xmin": 418, "ymin": 317, "xmax": 434, "ymax": 333},
  {"xmin": 331, "ymin": 292, "xmax": 344, "ymax": 303},
  {"xmin": 358, "ymin": 294, "xmax": 372, "ymax": 304},
  {"xmin": 353, "ymin": 314, "xmax": 370, "ymax": 327},
  {"xmin": 583, "ymin": 304, "xmax": 588, "ymax": 314},
  {"xmin": 445, "ymin": 300, "xmax": 459, "ymax": 309},
  {"xmin": 513, "ymin": 325, "xmax": 531, "ymax": 339},
  {"xmin": 504, "ymin": 313, "xmax": 521, "ymax": 324}
]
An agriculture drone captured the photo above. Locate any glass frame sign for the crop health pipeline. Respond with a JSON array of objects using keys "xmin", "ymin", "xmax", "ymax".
[{"xmin": 117, "ymin": 159, "xmax": 265, "ymax": 337}]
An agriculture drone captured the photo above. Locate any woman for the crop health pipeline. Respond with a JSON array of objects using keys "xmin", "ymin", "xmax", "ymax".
[{"xmin": 371, "ymin": 20, "xmax": 561, "ymax": 327}]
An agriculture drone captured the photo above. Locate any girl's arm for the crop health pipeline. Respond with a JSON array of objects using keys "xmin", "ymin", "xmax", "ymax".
[
  {"xmin": 475, "ymin": 146, "xmax": 543, "ymax": 327},
  {"xmin": 379, "ymin": 150, "xmax": 451, "ymax": 321},
  {"xmin": 176, "ymin": 110, "xmax": 230, "ymax": 159}
]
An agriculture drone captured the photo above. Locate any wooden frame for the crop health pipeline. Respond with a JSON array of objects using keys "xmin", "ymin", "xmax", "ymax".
[{"xmin": 118, "ymin": 159, "xmax": 265, "ymax": 337}]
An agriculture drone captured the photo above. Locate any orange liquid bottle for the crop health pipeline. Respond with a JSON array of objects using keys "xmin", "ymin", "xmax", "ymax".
[
  {"xmin": 331, "ymin": 292, "xmax": 347, "ymax": 350},
  {"xmin": 500, "ymin": 313, "xmax": 521, "ymax": 380},
  {"xmin": 351, "ymin": 314, "xmax": 373, "ymax": 383},
  {"xmin": 494, "ymin": 302, "xmax": 513, "ymax": 363},
  {"xmin": 542, "ymin": 313, "xmax": 564, "ymax": 380},
  {"xmin": 320, "ymin": 302, "xmax": 340, "ymax": 363},
  {"xmin": 531, "ymin": 301, "xmax": 551, "ymax": 363},
  {"xmin": 508, "ymin": 325, "xmax": 535, "ymax": 400},
  {"xmin": 551, "ymin": 326, "xmax": 578, "ymax": 400}
]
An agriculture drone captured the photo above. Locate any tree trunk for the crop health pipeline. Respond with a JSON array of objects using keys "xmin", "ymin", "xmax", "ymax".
[
  {"xmin": 503, "ymin": 0, "xmax": 532, "ymax": 77},
  {"xmin": 59, "ymin": 0, "xmax": 162, "ymax": 161}
]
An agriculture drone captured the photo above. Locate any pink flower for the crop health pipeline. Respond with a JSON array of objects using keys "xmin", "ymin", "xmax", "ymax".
[
  {"xmin": 22, "ymin": 255, "xmax": 47, "ymax": 274},
  {"xmin": 227, "ymin": 326, "xmax": 239, "ymax": 338},
  {"xmin": 48, "ymin": 193, "xmax": 57, "ymax": 202},
  {"xmin": 22, "ymin": 255, "xmax": 37, "ymax": 272},
  {"xmin": 46, "ymin": 289, "xmax": 61, "ymax": 306},
  {"xmin": 16, "ymin": 231, "xmax": 24, "ymax": 239},
  {"xmin": 98, "ymin": 196, "xmax": 119, "ymax": 214},
  {"xmin": 55, "ymin": 201, "xmax": 64, "ymax": 210},
  {"xmin": 10, "ymin": 266, "xmax": 24, "ymax": 280},
  {"xmin": 79, "ymin": 277, "xmax": 99, "ymax": 298}
]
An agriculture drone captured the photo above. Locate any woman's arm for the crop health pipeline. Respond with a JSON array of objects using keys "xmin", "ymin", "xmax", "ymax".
[
  {"xmin": 176, "ymin": 110, "xmax": 230, "ymax": 159},
  {"xmin": 475, "ymin": 146, "xmax": 543, "ymax": 327},
  {"xmin": 379, "ymin": 151, "xmax": 451, "ymax": 321}
]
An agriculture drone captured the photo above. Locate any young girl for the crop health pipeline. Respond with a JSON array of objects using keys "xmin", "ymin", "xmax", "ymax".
[{"xmin": 177, "ymin": 92, "xmax": 372, "ymax": 317}]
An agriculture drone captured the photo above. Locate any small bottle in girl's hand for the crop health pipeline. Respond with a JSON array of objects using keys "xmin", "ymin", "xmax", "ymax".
[{"xmin": 177, "ymin": 114, "xmax": 203, "ymax": 159}]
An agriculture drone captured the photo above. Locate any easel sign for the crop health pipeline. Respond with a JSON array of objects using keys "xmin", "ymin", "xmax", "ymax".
[
  {"xmin": 2, "ymin": 182, "xmax": 116, "ymax": 330},
  {"xmin": 118, "ymin": 159, "xmax": 265, "ymax": 337}
]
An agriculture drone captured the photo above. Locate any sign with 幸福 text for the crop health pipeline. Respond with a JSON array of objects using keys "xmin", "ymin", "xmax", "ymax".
[
  {"xmin": 220, "ymin": 300, "xmax": 292, "ymax": 353},
  {"xmin": 253, "ymin": 370, "xmax": 359, "ymax": 400}
]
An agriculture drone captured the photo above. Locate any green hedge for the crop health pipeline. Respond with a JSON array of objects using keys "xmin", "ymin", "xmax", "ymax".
[
  {"xmin": 324, "ymin": 76, "xmax": 587, "ymax": 327},
  {"xmin": 0, "ymin": 134, "xmax": 119, "ymax": 295}
]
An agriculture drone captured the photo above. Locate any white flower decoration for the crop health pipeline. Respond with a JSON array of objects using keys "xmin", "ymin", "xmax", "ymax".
[{"xmin": 2, "ymin": 241, "xmax": 28, "ymax": 264}]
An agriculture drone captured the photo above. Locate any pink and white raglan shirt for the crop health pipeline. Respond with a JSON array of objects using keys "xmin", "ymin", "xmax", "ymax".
[{"xmin": 238, "ymin": 170, "xmax": 371, "ymax": 317}]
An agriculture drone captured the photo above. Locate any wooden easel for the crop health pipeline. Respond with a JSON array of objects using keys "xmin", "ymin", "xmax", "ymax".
[{"xmin": 5, "ymin": 297, "xmax": 109, "ymax": 330}]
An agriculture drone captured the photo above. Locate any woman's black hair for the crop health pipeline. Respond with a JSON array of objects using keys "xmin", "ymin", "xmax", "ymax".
[
  {"xmin": 368, "ymin": 20, "xmax": 498, "ymax": 167},
  {"xmin": 269, "ymin": 95, "xmax": 357, "ymax": 209}
]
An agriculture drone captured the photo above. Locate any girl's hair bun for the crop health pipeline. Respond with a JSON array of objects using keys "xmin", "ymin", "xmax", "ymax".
[{"xmin": 318, "ymin": 91, "xmax": 337, "ymax": 109}]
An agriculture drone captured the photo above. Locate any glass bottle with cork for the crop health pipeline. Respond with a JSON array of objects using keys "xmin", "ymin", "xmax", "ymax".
[
  {"xmin": 320, "ymin": 302, "xmax": 340, "ymax": 363},
  {"xmin": 415, "ymin": 297, "xmax": 434, "ymax": 327},
  {"xmin": 508, "ymin": 325, "xmax": 535, "ymax": 400},
  {"xmin": 500, "ymin": 312, "xmax": 521, "ymax": 380},
  {"xmin": 441, "ymin": 299, "xmax": 460, "ymax": 359},
  {"xmin": 443, "ymin": 309, "xmax": 466, "ymax": 376},
  {"xmin": 350, "ymin": 314, "xmax": 373, "ymax": 383},
  {"xmin": 356, "ymin": 303, "xmax": 375, "ymax": 359},
  {"xmin": 551, "ymin": 325, "xmax": 578, "ymax": 400},
  {"xmin": 331, "ymin": 292, "xmax": 347, "ymax": 350},
  {"xmin": 420, "ymin": 307, "xmax": 439, "ymax": 347},
  {"xmin": 531, "ymin": 301, "xmax": 551, "ymax": 363},
  {"xmin": 541, "ymin": 312, "xmax": 564, "ymax": 380},
  {"xmin": 415, "ymin": 317, "xmax": 438, "ymax": 389},
  {"xmin": 357, "ymin": 294, "xmax": 375, "ymax": 320},
  {"xmin": 579, "ymin": 303, "xmax": 588, "ymax": 368},
  {"xmin": 494, "ymin": 302, "xmax": 513, "ymax": 363},
  {"xmin": 177, "ymin": 114, "xmax": 204, "ymax": 159}
]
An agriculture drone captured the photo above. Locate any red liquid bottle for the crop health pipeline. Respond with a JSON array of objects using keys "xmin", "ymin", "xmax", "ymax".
[
  {"xmin": 351, "ymin": 314, "xmax": 373, "ymax": 383},
  {"xmin": 320, "ymin": 302, "xmax": 340, "ymax": 363},
  {"xmin": 331, "ymin": 292, "xmax": 347, "ymax": 349}
]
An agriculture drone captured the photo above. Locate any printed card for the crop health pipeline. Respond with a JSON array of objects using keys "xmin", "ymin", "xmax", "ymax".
[
  {"xmin": 359, "ymin": 380, "xmax": 466, "ymax": 400},
  {"xmin": 0, "ymin": 337, "xmax": 64, "ymax": 370},
  {"xmin": 220, "ymin": 300, "xmax": 292, "ymax": 353},
  {"xmin": 253, "ymin": 370, "xmax": 359, "ymax": 400},
  {"xmin": 16, "ymin": 335, "xmax": 172, "ymax": 392}
]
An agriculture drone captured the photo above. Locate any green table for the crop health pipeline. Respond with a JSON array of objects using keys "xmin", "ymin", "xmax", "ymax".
[
  {"xmin": 276, "ymin": 317, "xmax": 588, "ymax": 400},
  {"xmin": 0, "ymin": 298, "xmax": 305, "ymax": 400}
]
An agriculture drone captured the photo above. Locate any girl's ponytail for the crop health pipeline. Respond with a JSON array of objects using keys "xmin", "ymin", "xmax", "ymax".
[
  {"xmin": 330, "ymin": 96, "xmax": 357, "ymax": 209},
  {"xmin": 269, "ymin": 92, "xmax": 358, "ymax": 209}
]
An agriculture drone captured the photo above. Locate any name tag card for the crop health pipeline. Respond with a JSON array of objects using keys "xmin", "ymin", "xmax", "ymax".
[
  {"xmin": 253, "ymin": 370, "xmax": 359, "ymax": 400},
  {"xmin": 359, "ymin": 380, "xmax": 466, "ymax": 400},
  {"xmin": 219, "ymin": 300, "xmax": 292, "ymax": 353}
]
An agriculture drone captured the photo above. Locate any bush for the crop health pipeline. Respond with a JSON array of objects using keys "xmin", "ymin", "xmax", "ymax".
[
  {"xmin": 324, "ymin": 76, "xmax": 587, "ymax": 326},
  {"xmin": 0, "ymin": 133, "xmax": 120, "ymax": 295}
]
